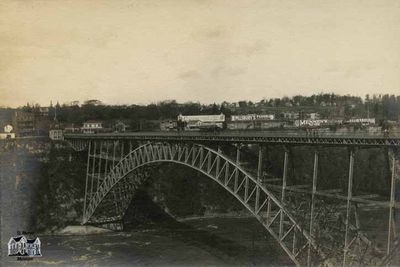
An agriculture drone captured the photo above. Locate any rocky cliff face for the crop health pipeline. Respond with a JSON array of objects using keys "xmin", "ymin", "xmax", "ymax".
[{"xmin": 0, "ymin": 139, "xmax": 50, "ymax": 259}]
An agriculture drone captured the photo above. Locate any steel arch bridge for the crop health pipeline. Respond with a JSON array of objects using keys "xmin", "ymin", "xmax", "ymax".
[{"xmin": 65, "ymin": 132, "xmax": 400, "ymax": 267}]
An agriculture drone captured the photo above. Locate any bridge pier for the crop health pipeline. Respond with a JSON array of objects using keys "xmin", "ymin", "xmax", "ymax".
[
  {"xmin": 235, "ymin": 144, "xmax": 241, "ymax": 192},
  {"xmin": 83, "ymin": 141, "xmax": 92, "ymax": 223},
  {"xmin": 255, "ymin": 145, "xmax": 264, "ymax": 212},
  {"xmin": 343, "ymin": 148, "xmax": 355, "ymax": 267},
  {"xmin": 279, "ymin": 147, "xmax": 289, "ymax": 239},
  {"xmin": 387, "ymin": 147, "xmax": 399, "ymax": 261},
  {"xmin": 307, "ymin": 149, "xmax": 319, "ymax": 267}
]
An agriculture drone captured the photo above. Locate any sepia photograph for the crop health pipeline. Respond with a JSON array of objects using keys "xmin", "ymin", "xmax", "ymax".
[{"xmin": 1, "ymin": 0, "xmax": 399, "ymax": 266}]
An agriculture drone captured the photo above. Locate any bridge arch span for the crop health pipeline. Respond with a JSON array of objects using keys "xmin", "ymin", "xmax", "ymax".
[{"xmin": 84, "ymin": 142, "xmax": 327, "ymax": 266}]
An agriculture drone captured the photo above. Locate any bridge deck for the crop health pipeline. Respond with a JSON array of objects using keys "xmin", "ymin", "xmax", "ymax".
[{"xmin": 64, "ymin": 131, "xmax": 400, "ymax": 146}]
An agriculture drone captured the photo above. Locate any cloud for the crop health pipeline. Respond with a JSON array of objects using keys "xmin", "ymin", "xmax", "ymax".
[
  {"xmin": 210, "ymin": 66, "xmax": 247, "ymax": 79},
  {"xmin": 178, "ymin": 70, "xmax": 200, "ymax": 80},
  {"xmin": 324, "ymin": 60, "xmax": 377, "ymax": 78},
  {"xmin": 192, "ymin": 26, "xmax": 227, "ymax": 41},
  {"xmin": 237, "ymin": 40, "xmax": 270, "ymax": 57},
  {"xmin": 203, "ymin": 28, "xmax": 225, "ymax": 39}
]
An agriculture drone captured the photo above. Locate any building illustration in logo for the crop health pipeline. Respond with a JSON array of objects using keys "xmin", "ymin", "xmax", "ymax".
[{"xmin": 8, "ymin": 235, "xmax": 41, "ymax": 257}]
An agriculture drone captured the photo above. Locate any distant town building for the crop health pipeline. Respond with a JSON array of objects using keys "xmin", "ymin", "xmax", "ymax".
[
  {"xmin": 0, "ymin": 124, "xmax": 15, "ymax": 139},
  {"xmin": 227, "ymin": 120, "xmax": 282, "ymax": 130},
  {"xmin": 114, "ymin": 121, "xmax": 129, "ymax": 132},
  {"xmin": 178, "ymin": 113, "xmax": 225, "ymax": 123},
  {"xmin": 295, "ymin": 119, "xmax": 329, "ymax": 127},
  {"xmin": 12, "ymin": 111, "xmax": 35, "ymax": 136},
  {"xmin": 63, "ymin": 123, "xmax": 81, "ymax": 133},
  {"xmin": 160, "ymin": 120, "xmax": 177, "ymax": 131},
  {"xmin": 81, "ymin": 121, "xmax": 103, "ymax": 134},
  {"xmin": 260, "ymin": 121, "xmax": 283, "ymax": 129},
  {"xmin": 226, "ymin": 121, "xmax": 255, "ymax": 130},
  {"xmin": 295, "ymin": 119, "xmax": 344, "ymax": 128},
  {"xmin": 231, "ymin": 114, "xmax": 275, "ymax": 122},
  {"xmin": 64, "ymin": 127, "xmax": 81, "ymax": 133},
  {"xmin": 4, "ymin": 124, "xmax": 13, "ymax": 133},
  {"xmin": 308, "ymin": 113, "xmax": 320, "ymax": 120},
  {"xmin": 177, "ymin": 113, "xmax": 225, "ymax": 130},
  {"xmin": 49, "ymin": 129, "xmax": 64, "ymax": 140},
  {"xmin": 347, "ymin": 118, "xmax": 375, "ymax": 125},
  {"xmin": 282, "ymin": 112, "xmax": 299, "ymax": 120},
  {"xmin": 38, "ymin": 107, "xmax": 50, "ymax": 117}
]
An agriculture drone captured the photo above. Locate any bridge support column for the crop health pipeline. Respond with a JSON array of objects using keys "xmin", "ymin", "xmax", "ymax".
[
  {"xmin": 97, "ymin": 142, "xmax": 104, "ymax": 192},
  {"xmin": 343, "ymin": 148, "xmax": 355, "ymax": 267},
  {"xmin": 90, "ymin": 141, "xmax": 98, "ymax": 210},
  {"xmin": 307, "ymin": 149, "xmax": 319, "ymax": 267},
  {"xmin": 129, "ymin": 141, "xmax": 133, "ymax": 153},
  {"xmin": 280, "ymin": 148, "xmax": 289, "ymax": 238},
  {"xmin": 235, "ymin": 145, "xmax": 241, "ymax": 192},
  {"xmin": 216, "ymin": 146, "xmax": 221, "ymax": 178},
  {"xmin": 119, "ymin": 140, "xmax": 125, "ymax": 161},
  {"xmin": 256, "ymin": 145, "xmax": 264, "ymax": 211},
  {"xmin": 104, "ymin": 141, "xmax": 110, "ymax": 178},
  {"xmin": 387, "ymin": 147, "xmax": 399, "ymax": 258},
  {"xmin": 83, "ymin": 141, "xmax": 92, "ymax": 223},
  {"xmin": 110, "ymin": 140, "xmax": 122, "ymax": 217},
  {"xmin": 112, "ymin": 141, "xmax": 117, "ymax": 167}
]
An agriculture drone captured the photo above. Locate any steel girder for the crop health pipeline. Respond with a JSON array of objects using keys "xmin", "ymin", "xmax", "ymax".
[
  {"xmin": 64, "ymin": 132, "xmax": 400, "ymax": 147},
  {"xmin": 82, "ymin": 141, "xmax": 328, "ymax": 266}
]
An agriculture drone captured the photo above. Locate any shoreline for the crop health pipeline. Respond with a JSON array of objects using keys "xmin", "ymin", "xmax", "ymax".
[{"xmin": 39, "ymin": 213, "xmax": 253, "ymax": 236}]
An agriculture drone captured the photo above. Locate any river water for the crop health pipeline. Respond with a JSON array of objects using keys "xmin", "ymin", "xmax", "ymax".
[{"xmin": 3, "ymin": 217, "xmax": 291, "ymax": 266}]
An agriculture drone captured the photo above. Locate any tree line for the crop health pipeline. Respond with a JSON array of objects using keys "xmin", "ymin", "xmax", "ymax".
[{"xmin": 7, "ymin": 94, "xmax": 400, "ymax": 127}]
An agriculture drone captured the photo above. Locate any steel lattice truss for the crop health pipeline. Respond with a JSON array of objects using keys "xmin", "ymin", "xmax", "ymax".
[
  {"xmin": 66, "ymin": 137, "xmax": 399, "ymax": 267},
  {"xmin": 82, "ymin": 142, "xmax": 327, "ymax": 266}
]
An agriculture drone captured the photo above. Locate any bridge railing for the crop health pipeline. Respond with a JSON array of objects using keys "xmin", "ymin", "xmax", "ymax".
[
  {"xmin": 65, "ymin": 129, "xmax": 400, "ymax": 139},
  {"xmin": 165, "ymin": 129, "xmax": 400, "ymax": 138}
]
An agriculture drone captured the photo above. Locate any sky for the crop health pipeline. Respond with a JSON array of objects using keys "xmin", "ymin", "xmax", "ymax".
[{"xmin": 1, "ymin": 0, "xmax": 400, "ymax": 107}]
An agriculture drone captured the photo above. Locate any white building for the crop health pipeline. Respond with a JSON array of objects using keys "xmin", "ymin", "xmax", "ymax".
[
  {"xmin": 0, "ymin": 133, "xmax": 15, "ymax": 139},
  {"xmin": 0, "ymin": 124, "xmax": 15, "ymax": 139},
  {"xmin": 347, "ymin": 118, "xmax": 376, "ymax": 125},
  {"xmin": 295, "ymin": 119, "xmax": 329, "ymax": 127},
  {"xmin": 81, "ymin": 121, "xmax": 103, "ymax": 134},
  {"xmin": 38, "ymin": 107, "xmax": 49, "ymax": 117},
  {"xmin": 231, "ymin": 114, "xmax": 275, "ymax": 121},
  {"xmin": 308, "ymin": 113, "xmax": 320, "ymax": 120},
  {"xmin": 177, "ymin": 113, "xmax": 225, "ymax": 123},
  {"xmin": 282, "ymin": 112, "xmax": 299, "ymax": 120},
  {"xmin": 49, "ymin": 129, "xmax": 64, "ymax": 140},
  {"xmin": 160, "ymin": 120, "xmax": 177, "ymax": 131},
  {"xmin": 8, "ymin": 235, "xmax": 41, "ymax": 257},
  {"xmin": 177, "ymin": 113, "xmax": 225, "ymax": 130}
]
